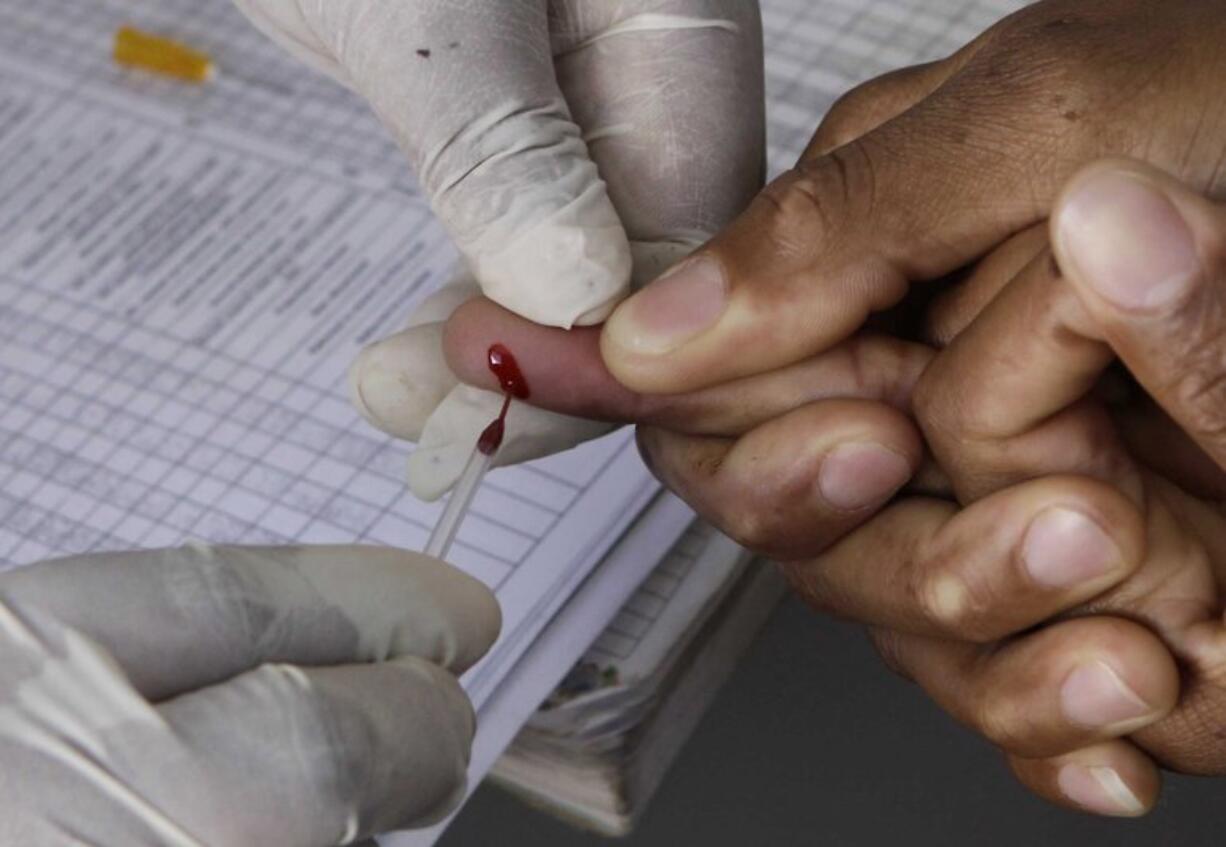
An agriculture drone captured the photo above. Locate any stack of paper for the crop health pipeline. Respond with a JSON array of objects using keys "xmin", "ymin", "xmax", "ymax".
[
  {"xmin": 491, "ymin": 525, "xmax": 785, "ymax": 835},
  {"xmin": 0, "ymin": 0, "xmax": 1025, "ymax": 843}
]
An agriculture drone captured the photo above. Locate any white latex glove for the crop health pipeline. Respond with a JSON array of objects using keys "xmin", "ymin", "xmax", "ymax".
[
  {"xmin": 232, "ymin": 0, "xmax": 766, "ymax": 500},
  {"xmin": 0, "ymin": 544, "xmax": 500, "ymax": 846}
]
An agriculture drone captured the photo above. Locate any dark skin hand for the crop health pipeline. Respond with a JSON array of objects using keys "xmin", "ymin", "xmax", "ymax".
[
  {"xmin": 441, "ymin": 0, "xmax": 1226, "ymax": 815},
  {"xmin": 445, "ymin": 0, "xmax": 1226, "ymax": 548},
  {"xmin": 789, "ymin": 160, "xmax": 1226, "ymax": 815}
]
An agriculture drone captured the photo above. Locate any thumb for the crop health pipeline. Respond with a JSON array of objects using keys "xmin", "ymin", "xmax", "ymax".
[
  {"xmin": 595, "ymin": 44, "xmax": 1049, "ymax": 395},
  {"xmin": 1053, "ymin": 159, "xmax": 1226, "ymax": 468},
  {"xmin": 234, "ymin": 0, "xmax": 631, "ymax": 328}
]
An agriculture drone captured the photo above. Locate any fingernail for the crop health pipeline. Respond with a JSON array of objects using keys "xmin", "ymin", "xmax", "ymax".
[
  {"xmin": 1058, "ymin": 764, "xmax": 1146, "ymax": 816},
  {"xmin": 348, "ymin": 352, "xmax": 433, "ymax": 439},
  {"xmin": 1057, "ymin": 170, "xmax": 1198, "ymax": 312},
  {"xmin": 604, "ymin": 255, "xmax": 727, "ymax": 355},
  {"xmin": 1061, "ymin": 660, "xmax": 1152, "ymax": 731},
  {"xmin": 818, "ymin": 443, "xmax": 912, "ymax": 511},
  {"xmin": 1022, "ymin": 508, "xmax": 1121, "ymax": 589}
]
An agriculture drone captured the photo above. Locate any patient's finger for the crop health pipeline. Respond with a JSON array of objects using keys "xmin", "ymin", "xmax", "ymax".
[
  {"xmin": 637, "ymin": 399, "xmax": 921, "ymax": 560},
  {"xmin": 1009, "ymin": 740, "xmax": 1161, "ymax": 818},
  {"xmin": 783, "ymin": 475, "xmax": 1144, "ymax": 642},
  {"xmin": 445, "ymin": 297, "xmax": 931, "ymax": 436},
  {"xmin": 924, "ymin": 223, "xmax": 1048, "ymax": 347},
  {"xmin": 869, "ymin": 616, "xmax": 1177, "ymax": 759},
  {"xmin": 1053, "ymin": 159, "xmax": 1226, "ymax": 472},
  {"xmin": 913, "ymin": 247, "xmax": 1142, "ymax": 503}
]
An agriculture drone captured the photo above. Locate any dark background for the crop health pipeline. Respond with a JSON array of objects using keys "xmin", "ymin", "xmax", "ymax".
[{"xmin": 443, "ymin": 594, "xmax": 1223, "ymax": 846}]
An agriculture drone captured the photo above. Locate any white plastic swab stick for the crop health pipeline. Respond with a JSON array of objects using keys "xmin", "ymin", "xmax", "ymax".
[{"xmin": 423, "ymin": 441, "xmax": 495, "ymax": 559}]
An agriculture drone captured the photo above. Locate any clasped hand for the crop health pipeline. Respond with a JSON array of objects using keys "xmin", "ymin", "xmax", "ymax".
[{"xmin": 445, "ymin": 0, "xmax": 1226, "ymax": 816}]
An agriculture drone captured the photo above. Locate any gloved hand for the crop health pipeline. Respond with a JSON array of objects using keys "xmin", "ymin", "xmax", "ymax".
[
  {"xmin": 231, "ymin": 0, "xmax": 765, "ymax": 499},
  {"xmin": 0, "ymin": 543, "xmax": 500, "ymax": 845}
]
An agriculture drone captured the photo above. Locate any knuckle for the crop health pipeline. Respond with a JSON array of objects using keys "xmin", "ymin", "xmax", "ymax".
[
  {"xmin": 722, "ymin": 501, "xmax": 787, "ymax": 554},
  {"xmin": 910, "ymin": 365, "xmax": 942, "ymax": 425},
  {"xmin": 1175, "ymin": 377, "xmax": 1226, "ymax": 445},
  {"xmin": 911, "ymin": 562, "xmax": 998, "ymax": 643},
  {"xmin": 911, "ymin": 365, "xmax": 965, "ymax": 447},
  {"xmin": 751, "ymin": 172, "xmax": 838, "ymax": 261},
  {"xmin": 762, "ymin": 140, "xmax": 877, "ymax": 246},
  {"xmin": 1162, "ymin": 328, "xmax": 1226, "ymax": 445},
  {"xmin": 914, "ymin": 569, "xmax": 970, "ymax": 636},
  {"xmin": 815, "ymin": 89, "xmax": 875, "ymax": 152},
  {"xmin": 972, "ymin": 690, "xmax": 1025, "ymax": 750},
  {"xmin": 1146, "ymin": 672, "xmax": 1226, "ymax": 774}
]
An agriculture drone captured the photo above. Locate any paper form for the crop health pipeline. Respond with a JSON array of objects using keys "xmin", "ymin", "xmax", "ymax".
[
  {"xmin": 573, "ymin": 523, "xmax": 748, "ymax": 688},
  {"xmin": 0, "ymin": 0, "xmax": 667, "ymax": 711}
]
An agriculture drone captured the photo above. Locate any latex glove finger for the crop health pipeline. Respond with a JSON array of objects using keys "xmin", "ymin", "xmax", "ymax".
[
  {"xmin": 347, "ymin": 1, "xmax": 766, "ymax": 495},
  {"xmin": 407, "ymin": 384, "xmax": 612, "ymax": 501},
  {"xmin": 868, "ymin": 615, "xmax": 1177, "ymax": 761},
  {"xmin": 551, "ymin": 0, "xmax": 764, "ymax": 245},
  {"xmin": 348, "ymin": 273, "xmax": 479, "ymax": 442},
  {"xmin": 232, "ymin": 0, "xmax": 630, "ymax": 328},
  {"xmin": 0, "ymin": 544, "xmax": 499, "ymax": 701},
  {"xmin": 152, "ymin": 656, "xmax": 475, "ymax": 842},
  {"xmin": 0, "ymin": 599, "xmax": 475, "ymax": 843}
]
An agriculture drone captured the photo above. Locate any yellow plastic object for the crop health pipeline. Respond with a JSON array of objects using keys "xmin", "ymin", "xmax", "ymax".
[{"xmin": 113, "ymin": 27, "xmax": 214, "ymax": 83}]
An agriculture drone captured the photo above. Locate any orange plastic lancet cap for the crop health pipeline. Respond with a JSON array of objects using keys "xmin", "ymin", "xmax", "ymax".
[{"xmin": 113, "ymin": 26, "xmax": 214, "ymax": 83}]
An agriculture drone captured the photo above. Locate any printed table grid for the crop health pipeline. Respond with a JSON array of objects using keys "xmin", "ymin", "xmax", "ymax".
[{"xmin": 586, "ymin": 524, "xmax": 709, "ymax": 664}]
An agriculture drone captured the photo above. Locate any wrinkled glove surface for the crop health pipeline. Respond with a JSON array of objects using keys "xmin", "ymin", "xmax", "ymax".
[
  {"xmin": 0, "ymin": 544, "xmax": 499, "ymax": 846},
  {"xmin": 234, "ymin": 0, "xmax": 766, "ymax": 498}
]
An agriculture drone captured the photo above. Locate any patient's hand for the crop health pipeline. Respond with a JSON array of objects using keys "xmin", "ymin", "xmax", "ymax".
[
  {"xmin": 448, "ymin": 0, "xmax": 1226, "ymax": 445},
  {"xmin": 784, "ymin": 161, "xmax": 1226, "ymax": 816}
]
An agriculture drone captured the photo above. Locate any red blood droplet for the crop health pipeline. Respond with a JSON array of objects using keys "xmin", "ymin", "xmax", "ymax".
[
  {"xmin": 488, "ymin": 343, "xmax": 530, "ymax": 399},
  {"xmin": 478, "ymin": 344, "xmax": 526, "ymax": 456},
  {"xmin": 478, "ymin": 394, "xmax": 512, "ymax": 456},
  {"xmin": 477, "ymin": 417, "xmax": 504, "ymax": 455}
]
